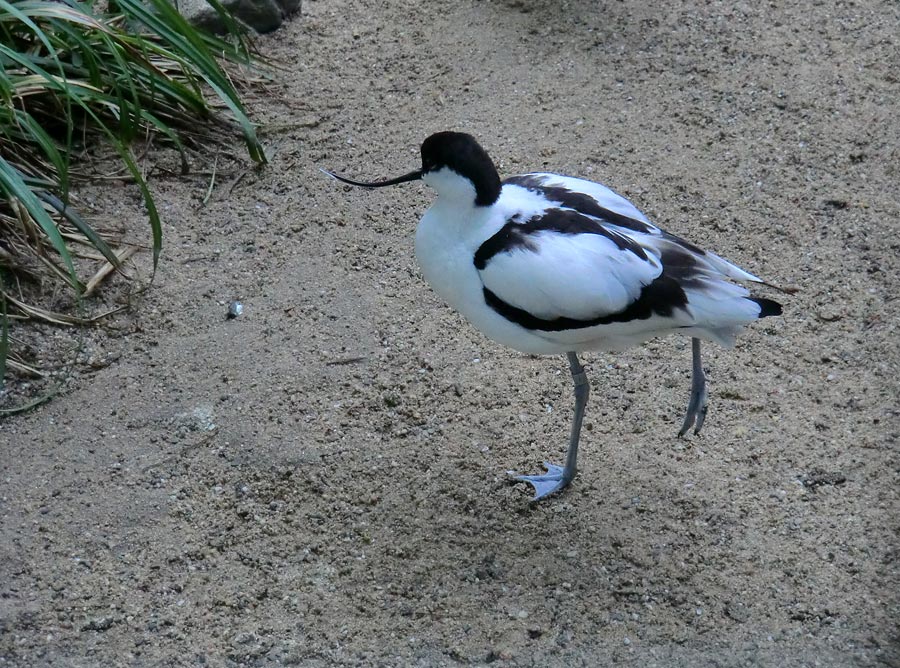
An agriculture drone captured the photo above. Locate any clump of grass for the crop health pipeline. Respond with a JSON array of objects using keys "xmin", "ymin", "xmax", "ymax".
[{"xmin": 0, "ymin": 0, "xmax": 267, "ymax": 403}]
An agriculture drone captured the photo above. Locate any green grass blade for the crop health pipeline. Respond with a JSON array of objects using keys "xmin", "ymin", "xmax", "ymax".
[
  {"xmin": 0, "ymin": 0, "xmax": 62, "ymax": 56},
  {"xmin": 10, "ymin": 108, "xmax": 70, "ymax": 196},
  {"xmin": 2, "ymin": 0, "xmax": 265, "ymax": 312},
  {"xmin": 211, "ymin": 79, "xmax": 265, "ymax": 160},
  {"xmin": 0, "ymin": 156, "xmax": 80, "ymax": 290},
  {"xmin": 115, "ymin": 0, "xmax": 266, "ymax": 163},
  {"xmin": 0, "ymin": 388, "xmax": 58, "ymax": 414},
  {"xmin": 37, "ymin": 192, "xmax": 121, "ymax": 268},
  {"xmin": 139, "ymin": 107, "xmax": 190, "ymax": 173},
  {"xmin": 6, "ymin": 0, "xmax": 115, "ymax": 31},
  {"xmin": 113, "ymin": 143, "xmax": 162, "ymax": 269}
]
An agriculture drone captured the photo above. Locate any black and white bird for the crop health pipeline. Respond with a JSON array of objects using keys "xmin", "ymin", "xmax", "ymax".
[{"xmin": 324, "ymin": 131, "xmax": 782, "ymax": 500}]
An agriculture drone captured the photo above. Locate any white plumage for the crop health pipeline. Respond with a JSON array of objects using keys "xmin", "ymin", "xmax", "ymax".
[
  {"xmin": 479, "ymin": 228, "xmax": 655, "ymax": 319},
  {"xmin": 326, "ymin": 132, "xmax": 783, "ymax": 500}
]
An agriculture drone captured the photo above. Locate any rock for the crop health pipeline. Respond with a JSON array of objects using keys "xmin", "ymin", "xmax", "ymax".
[
  {"xmin": 173, "ymin": 405, "xmax": 216, "ymax": 435},
  {"xmin": 81, "ymin": 617, "xmax": 115, "ymax": 632},
  {"xmin": 227, "ymin": 300, "xmax": 244, "ymax": 319},
  {"xmin": 276, "ymin": 0, "xmax": 300, "ymax": 13},
  {"xmin": 799, "ymin": 469, "xmax": 847, "ymax": 490},
  {"xmin": 173, "ymin": 0, "xmax": 300, "ymax": 35},
  {"xmin": 725, "ymin": 600, "xmax": 751, "ymax": 623}
]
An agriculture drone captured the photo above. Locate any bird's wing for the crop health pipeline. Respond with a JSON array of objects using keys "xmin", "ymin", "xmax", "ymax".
[
  {"xmin": 506, "ymin": 172, "xmax": 766, "ymax": 285},
  {"xmin": 503, "ymin": 173, "xmax": 659, "ymax": 234},
  {"xmin": 476, "ymin": 208, "xmax": 663, "ymax": 322}
]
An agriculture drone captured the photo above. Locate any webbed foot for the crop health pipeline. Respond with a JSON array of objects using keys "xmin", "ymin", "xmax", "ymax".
[{"xmin": 511, "ymin": 462, "xmax": 574, "ymax": 501}]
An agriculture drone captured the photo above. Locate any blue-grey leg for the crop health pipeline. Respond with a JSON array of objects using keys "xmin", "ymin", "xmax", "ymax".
[
  {"xmin": 678, "ymin": 337, "xmax": 708, "ymax": 437},
  {"xmin": 515, "ymin": 352, "xmax": 590, "ymax": 500}
]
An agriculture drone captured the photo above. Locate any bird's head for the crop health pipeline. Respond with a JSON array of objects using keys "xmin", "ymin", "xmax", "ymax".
[{"xmin": 323, "ymin": 131, "xmax": 501, "ymax": 207}]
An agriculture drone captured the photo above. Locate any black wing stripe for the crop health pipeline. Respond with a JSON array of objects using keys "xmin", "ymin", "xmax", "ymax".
[
  {"xmin": 658, "ymin": 244, "xmax": 708, "ymax": 289},
  {"xmin": 483, "ymin": 275, "xmax": 689, "ymax": 332},
  {"xmin": 660, "ymin": 231, "xmax": 707, "ymax": 256},
  {"xmin": 503, "ymin": 174, "xmax": 657, "ymax": 234},
  {"xmin": 474, "ymin": 209, "xmax": 648, "ymax": 271}
]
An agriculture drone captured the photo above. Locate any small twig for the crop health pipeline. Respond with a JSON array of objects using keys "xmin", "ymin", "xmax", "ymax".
[
  {"xmin": 1, "ymin": 292, "xmax": 125, "ymax": 326},
  {"xmin": 228, "ymin": 169, "xmax": 248, "ymax": 194},
  {"xmin": 201, "ymin": 151, "xmax": 219, "ymax": 206},
  {"xmin": 325, "ymin": 356, "xmax": 366, "ymax": 367},
  {"xmin": 83, "ymin": 246, "xmax": 138, "ymax": 297},
  {"xmin": 5, "ymin": 358, "xmax": 46, "ymax": 378}
]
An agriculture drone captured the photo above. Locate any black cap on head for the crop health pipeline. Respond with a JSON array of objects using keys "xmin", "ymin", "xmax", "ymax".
[
  {"xmin": 420, "ymin": 132, "xmax": 501, "ymax": 206},
  {"xmin": 322, "ymin": 131, "xmax": 502, "ymax": 207}
]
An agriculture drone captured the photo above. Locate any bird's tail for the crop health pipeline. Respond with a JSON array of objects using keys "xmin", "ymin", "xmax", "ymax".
[
  {"xmin": 749, "ymin": 297, "xmax": 783, "ymax": 318},
  {"xmin": 683, "ymin": 290, "xmax": 783, "ymax": 348}
]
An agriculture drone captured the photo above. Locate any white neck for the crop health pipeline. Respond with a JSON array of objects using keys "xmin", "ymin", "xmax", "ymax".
[{"xmin": 422, "ymin": 167, "xmax": 478, "ymax": 207}]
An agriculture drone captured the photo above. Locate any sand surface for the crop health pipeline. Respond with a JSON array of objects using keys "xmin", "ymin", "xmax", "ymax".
[{"xmin": 2, "ymin": 0, "xmax": 898, "ymax": 665}]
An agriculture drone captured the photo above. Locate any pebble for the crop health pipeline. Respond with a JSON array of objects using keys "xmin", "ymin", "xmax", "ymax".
[
  {"xmin": 227, "ymin": 301, "xmax": 243, "ymax": 319},
  {"xmin": 174, "ymin": 405, "xmax": 216, "ymax": 433},
  {"xmin": 726, "ymin": 601, "xmax": 751, "ymax": 623},
  {"xmin": 81, "ymin": 617, "xmax": 114, "ymax": 632}
]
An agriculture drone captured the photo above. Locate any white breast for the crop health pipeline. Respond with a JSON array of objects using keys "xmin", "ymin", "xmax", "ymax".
[
  {"xmin": 414, "ymin": 197, "xmax": 563, "ymax": 354},
  {"xmin": 414, "ymin": 200, "xmax": 487, "ymax": 316}
]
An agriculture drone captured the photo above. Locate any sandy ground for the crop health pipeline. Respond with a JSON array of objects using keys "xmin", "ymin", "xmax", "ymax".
[{"xmin": 2, "ymin": 0, "xmax": 899, "ymax": 665}]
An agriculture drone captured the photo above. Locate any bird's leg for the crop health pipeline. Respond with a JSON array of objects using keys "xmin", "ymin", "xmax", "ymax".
[
  {"xmin": 514, "ymin": 352, "xmax": 590, "ymax": 500},
  {"xmin": 678, "ymin": 337, "xmax": 709, "ymax": 437}
]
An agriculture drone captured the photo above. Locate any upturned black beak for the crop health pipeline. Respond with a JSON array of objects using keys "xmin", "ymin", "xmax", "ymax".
[{"xmin": 320, "ymin": 168, "xmax": 422, "ymax": 188}]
